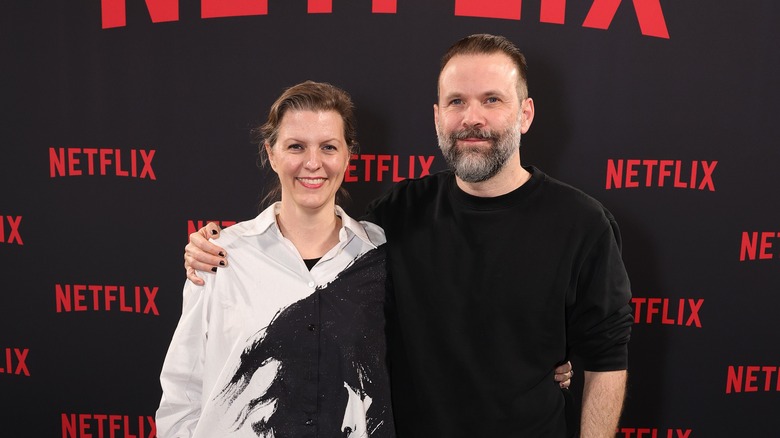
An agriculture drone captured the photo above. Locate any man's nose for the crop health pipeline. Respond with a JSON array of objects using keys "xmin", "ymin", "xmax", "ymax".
[{"xmin": 461, "ymin": 103, "xmax": 486, "ymax": 128}]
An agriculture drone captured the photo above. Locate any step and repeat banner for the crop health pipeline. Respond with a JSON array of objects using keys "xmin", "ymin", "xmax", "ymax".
[{"xmin": 2, "ymin": 1, "xmax": 779, "ymax": 436}]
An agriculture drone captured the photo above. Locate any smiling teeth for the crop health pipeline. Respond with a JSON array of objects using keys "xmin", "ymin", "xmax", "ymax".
[{"xmin": 298, "ymin": 178, "xmax": 325, "ymax": 184}]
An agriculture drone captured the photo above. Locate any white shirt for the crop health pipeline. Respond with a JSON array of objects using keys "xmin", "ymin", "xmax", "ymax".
[{"xmin": 156, "ymin": 203, "xmax": 389, "ymax": 438}]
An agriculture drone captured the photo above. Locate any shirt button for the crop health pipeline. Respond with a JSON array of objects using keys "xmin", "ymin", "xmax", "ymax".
[
  {"xmin": 305, "ymin": 418, "xmax": 314, "ymax": 426},
  {"xmin": 308, "ymin": 281, "xmax": 315, "ymax": 288},
  {"xmin": 308, "ymin": 324, "xmax": 316, "ymax": 331}
]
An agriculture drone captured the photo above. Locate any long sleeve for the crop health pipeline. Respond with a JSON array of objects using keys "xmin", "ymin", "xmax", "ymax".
[{"xmin": 156, "ymin": 280, "xmax": 208, "ymax": 438}]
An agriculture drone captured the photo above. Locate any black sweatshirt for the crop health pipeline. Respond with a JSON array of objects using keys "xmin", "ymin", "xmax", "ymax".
[{"xmin": 366, "ymin": 167, "xmax": 633, "ymax": 437}]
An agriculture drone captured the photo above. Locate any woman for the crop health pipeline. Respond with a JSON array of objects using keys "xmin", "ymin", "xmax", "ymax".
[{"xmin": 157, "ymin": 81, "xmax": 394, "ymax": 437}]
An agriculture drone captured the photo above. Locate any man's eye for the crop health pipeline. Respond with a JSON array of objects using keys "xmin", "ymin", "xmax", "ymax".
[
  {"xmin": 486, "ymin": 97, "xmax": 499, "ymax": 103},
  {"xmin": 450, "ymin": 99, "xmax": 463, "ymax": 105}
]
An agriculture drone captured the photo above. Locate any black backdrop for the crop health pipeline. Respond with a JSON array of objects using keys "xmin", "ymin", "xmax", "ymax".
[{"xmin": 2, "ymin": 1, "xmax": 779, "ymax": 436}]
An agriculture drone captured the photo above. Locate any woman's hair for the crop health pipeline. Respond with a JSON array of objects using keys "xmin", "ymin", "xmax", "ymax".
[{"xmin": 253, "ymin": 81, "xmax": 358, "ymax": 207}]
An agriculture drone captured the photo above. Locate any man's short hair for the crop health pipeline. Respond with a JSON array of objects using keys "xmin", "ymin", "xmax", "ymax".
[{"xmin": 439, "ymin": 34, "xmax": 529, "ymax": 99}]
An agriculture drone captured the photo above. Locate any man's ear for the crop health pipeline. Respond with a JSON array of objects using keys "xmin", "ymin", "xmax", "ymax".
[{"xmin": 520, "ymin": 98, "xmax": 535, "ymax": 134}]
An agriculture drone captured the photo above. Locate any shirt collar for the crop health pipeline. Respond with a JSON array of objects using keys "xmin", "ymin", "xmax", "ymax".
[{"xmin": 240, "ymin": 202, "xmax": 377, "ymax": 249}]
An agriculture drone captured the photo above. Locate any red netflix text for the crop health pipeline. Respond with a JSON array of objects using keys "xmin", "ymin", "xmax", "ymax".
[
  {"xmin": 606, "ymin": 160, "xmax": 716, "ymax": 191},
  {"xmin": 740, "ymin": 231, "xmax": 780, "ymax": 261},
  {"xmin": 49, "ymin": 148, "xmax": 156, "ymax": 180},
  {"xmin": 55, "ymin": 284, "xmax": 159, "ymax": 315},
  {"xmin": 61, "ymin": 414, "xmax": 156, "ymax": 438},
  {"xmin": 100, "ymin": 0, "xmax": 669, "ymax": 39},
  {"xmin": 726, "ymin": 366, "xmax": 780, "ymax": 394},
  {"xmin": 631, "ymin": 297, "xmax": 703, "ymax": 328},
  {"xmin": 616, "ymin": 429, "xmax": 692, "ymax": 438},
  {"xmin": 188, "ymin": 220, "xmax": 237, "ymax": 238},
  {"xmin": 0, "ymin": 348, "xmax": 30, "ymax": 376},
  {"xmin": 0, "ymin": 215, "xmax": 23, "ymax": 245},
  {"xmin": 345, "ymin": 154, "xmax": 435, "ymax": 183}
]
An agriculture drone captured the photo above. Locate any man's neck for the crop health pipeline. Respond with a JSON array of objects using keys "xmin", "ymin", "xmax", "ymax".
[{"xmin": 455, "ymin": 153, "xmax": 531, "ymax": 198}]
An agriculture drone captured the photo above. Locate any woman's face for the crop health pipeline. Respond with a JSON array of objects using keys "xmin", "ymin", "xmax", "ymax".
[{"xmin": 266, "ymin": 109, "xmax": 350, "ymax": 213}]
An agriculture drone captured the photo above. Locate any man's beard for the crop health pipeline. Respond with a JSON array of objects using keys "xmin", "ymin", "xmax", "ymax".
[{"xmin": 437, "ymin": 122, "xmax": 522, "ymax": 183}]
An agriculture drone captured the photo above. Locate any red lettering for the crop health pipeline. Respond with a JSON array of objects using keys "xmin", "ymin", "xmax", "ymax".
[
  {"xmin": 83, "ymin": 148, "xmax": 99, "ymax": 175},
  {"xmin": 50, "ymin": 147, "xmax": 66, "ymax": 177},
  {"xmin": 657, "ymin": 160, "xmax": 672, "ymax": 186},
  {"xmin": 740, "ymin": 231, "xmax": 758, "ymax": 261},
  {"xmin": 345, "ymin": 154, "xmax": 358, "ymax": 182},
  {"xmin": 100, "ymin": 148, "xmax": 112, "ymax": 175},
  {"xmin": 93, "ymin": 414, "xmax": 107, "ymax": 437},
  {"xmin": 373, "ymin": 0, "xmax": 397, "ymax": 13},
  {"xmin": 455, "ymin": 0, "xmax": 521, "ymax": 20},
  {"xmin": 688, "ymin": 161, "xmax": 698, "ymax": 189},
  {"xmin": 642, "ymin": 159, "xmax": 657, "ymax": 186},
  {"xmin": 56, "ymin": 285, "xmax": 71, "ymax": 313},
  {"xmin": 101, "ymin": 0, "xmax": 179, "ymax": 29},
  {"xmin": 745, "ymin": 366, "xmax": 760, "ymax": 392},
  {"xmin": 606, "ymin": 159, "xmax": 623, "ymax": 189},
  {"xmin": 698, "ymin": 160, "xmax": 717, "ymax": 191},
  {"xmin": 68, "ymin": 148, "xmax": 82, "ymax": 176},
  {"xmin": 144, "ymin": 286, "xmax": 160, "ymax": 315},
  {"xmin": 139, "ymin": 149, "xmax": 156, "ymax": 180},
  {"xmin": 5, "ymin": 216, "xmax": 23, "ymax": 245},
  {"xmin": 625, "ymin": 159, "xmax": 640, "ymax": 188},
  {"xmin": 115, "ymin": 149, "xmax": 129, "ymax": 176},
  {"xmin": 582, "ymin": 0, "xmax": 669, "ymax": 38},
  {"xmin": 74, "ymin": 285, "xmax": 87, "ymax": 311},
  {"xmin": 685, "ymin": 299, "xmax": 702, "ymax": 328},
  {"xmin": 393, "ymin": 155, "xmax": 404, "ymax": 182},
  {"xmin": 673, "ymin": 160, "xmax": 687, "ymax": 188},
  {"xmin": 726, "ymin": 365, "xmax": 742, "ymax": 393},
  {"xmin": 759, "ymin": 231, "xmax": 775, "ymax": 260},
  {"xmin": 418, "ymin": 155, "xmax": 434, "ymax": 177},
  {"xmin": 376, "ymin": 155, "xmax": 391, "ymax": 182},
  {"xmin": 761, "ymin": 366, "xmax": 776, "ymax": 391},
  {"xmin": 308, "ymin": 0, "xmax": 332, "ymax": 13},
  {"xmin": 62, "ymin": 413, "xmax": 77, "ymax": 438},
  {"xmin": 646, "ymin": 297, "xmax": 661, "ymax": 323},
  {"xmin": 661, "ymin": 299, "xmax": 674, "ymax": 324},
  {"xmin": 202, "ymin": 0, "xmax": 267, "ymax": 18}
]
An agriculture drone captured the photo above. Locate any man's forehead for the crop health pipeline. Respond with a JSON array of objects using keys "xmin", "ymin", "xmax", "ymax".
[{"xmin": 438, "ymin": 53, "xmax": 519, "ymax": 94}]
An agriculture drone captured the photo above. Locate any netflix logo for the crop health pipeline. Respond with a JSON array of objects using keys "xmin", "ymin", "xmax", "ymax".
[
  {"xmin": 49, "ymin": 147, "xmax": 156, "ymax": 180},
  {"xmin": 631, "ymin": 297, "xmax": 703, "ymax": 328},
  {"xmin": 740, "ymin": 231, "xmax": 780, "ymax": 261},
  {"xmin": 726, "ymin": 366, "xmax": 780, "ymax": 394},
  {"xmin": 62, "ymin": 413, "xmax": 156, "ymax": 438},
  {"xmin": 616, "ymin": 428, "xmax": 692, "ymax": 438},
  {"xmin": 345, "ymin": 154, "xmax": 435, "ymax": 183},
  {"xmin": 55, "ymin": 284, "xmax": 159, "ymax": 316},
  {"xmin": 0, "ymin": 215, "xmax": 23, "ymax": 245},
  {"xmin": 187, "ymin": 220, "xmax": 237, "ymax": 238},
  {"xmin": 605, "ymin": 160, "xmax": 716, "ymax": 191},
  {"xmin": 100, "ymin": 0, "xmax": 669, "ymax": 39},
  {"xmin": 0, "ymin": 348, "xmax": 30, "ymax": 377}
]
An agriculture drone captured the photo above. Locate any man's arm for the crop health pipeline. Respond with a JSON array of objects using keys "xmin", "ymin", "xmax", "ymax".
[
  {"xmin": 185, "ymin": 222, "xmax": 227, "ymax": 285},
  {"xmin": 580, "ymin": 370, "xmax": 627, "ymax": 438}
]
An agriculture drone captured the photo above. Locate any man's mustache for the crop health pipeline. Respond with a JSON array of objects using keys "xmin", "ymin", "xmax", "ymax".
[{"xmin": 451, "ymin": 127, "xmax": 497, "ymax": 141}]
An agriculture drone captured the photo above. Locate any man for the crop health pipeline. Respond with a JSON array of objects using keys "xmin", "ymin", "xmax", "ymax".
[{"xmin": 185, "ymin": 34, "xmax": 632, "ymax": 437}]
